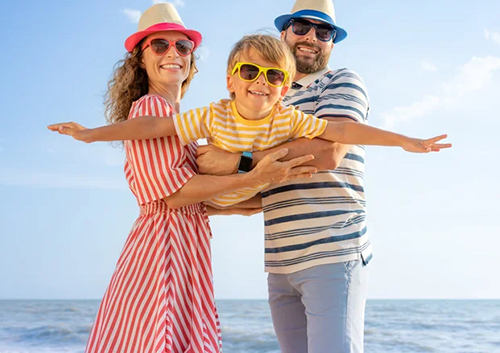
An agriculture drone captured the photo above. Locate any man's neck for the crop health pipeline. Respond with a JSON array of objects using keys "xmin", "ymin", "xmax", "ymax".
[{"xmin": 294, "ymin": 72, "xmax": 308, "ymax": 82}]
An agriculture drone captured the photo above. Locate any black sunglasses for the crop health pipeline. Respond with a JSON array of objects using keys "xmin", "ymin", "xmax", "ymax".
[{"xmin": 285, "ymin": 18, "xmax": 336, "ymax": 42}]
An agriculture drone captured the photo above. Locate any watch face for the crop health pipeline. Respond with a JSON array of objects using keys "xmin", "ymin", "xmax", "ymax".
[{"xmin": 238, "ymin": 155, "xmax": 253, "ymax": 172}]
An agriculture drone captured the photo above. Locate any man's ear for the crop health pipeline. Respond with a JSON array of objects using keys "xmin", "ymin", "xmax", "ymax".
[
  {"xmin": 280, "ymin": 30, "xmax": 286, "ymax": 42},
  {"xmin": 227, "ymin": 74, "xmax": 234, "ymax": 94}
]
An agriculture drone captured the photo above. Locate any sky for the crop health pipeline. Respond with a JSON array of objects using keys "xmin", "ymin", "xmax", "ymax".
[{"xmin": 0, "ymin": 0, "xmax": 499, "ymax": 300}]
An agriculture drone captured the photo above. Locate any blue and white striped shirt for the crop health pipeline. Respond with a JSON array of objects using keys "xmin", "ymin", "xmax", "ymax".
[{"xmin": 262, "ymin": 66, "xmax": 373, "ymax": 274}]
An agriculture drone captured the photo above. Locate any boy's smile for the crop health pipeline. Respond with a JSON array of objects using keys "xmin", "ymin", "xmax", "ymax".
[{"xmin": 227, "ymin": 48, "xmax": 289, "ymax": 121}]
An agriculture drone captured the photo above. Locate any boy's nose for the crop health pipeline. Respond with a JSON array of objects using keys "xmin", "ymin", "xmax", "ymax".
[{"xmin": 255, "ymin": 72, "xmax": 267, "ymax": 85}]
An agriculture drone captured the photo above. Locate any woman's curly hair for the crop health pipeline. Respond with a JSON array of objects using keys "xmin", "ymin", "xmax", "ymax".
[{"xmin": 104, "ymin": 41, "xmax": 198, "ymax": 125}]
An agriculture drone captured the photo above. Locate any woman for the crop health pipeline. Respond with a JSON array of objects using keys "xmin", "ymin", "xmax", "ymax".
[{"xmin": 81, "ymin": 3, "xmax": 315, "ymax": 353}]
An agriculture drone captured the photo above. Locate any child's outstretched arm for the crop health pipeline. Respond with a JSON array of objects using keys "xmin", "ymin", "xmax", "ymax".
[
  {"xmin": 47, "ymin": 116, "xmax": 176, "ymax": 143},
  {"xmin": 320, "ymin": 121, "xmax": 452, "ymax": 153}
]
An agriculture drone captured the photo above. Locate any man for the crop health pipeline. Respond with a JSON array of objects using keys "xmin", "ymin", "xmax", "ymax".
[{"xmin": 197, "ymin": 0, "xmax": 371, "ymax": 351}]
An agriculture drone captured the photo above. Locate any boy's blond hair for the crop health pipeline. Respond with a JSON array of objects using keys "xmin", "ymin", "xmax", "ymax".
[{"xmin": 227, "ymin": 34, "xmax": 296, "ymax": 99}]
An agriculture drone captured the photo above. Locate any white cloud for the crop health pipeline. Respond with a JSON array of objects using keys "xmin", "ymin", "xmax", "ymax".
[
  {"xmin": 152, "ymin": 0, "xmax": 186, "ymax": 7},
  {"xmin": 0, "ymin": 169, "xmax": 127, "ymax": 190},
  {"xmin": 381, "ymin": 56, "xmax": 500, "ymax": 128},
  {"xmin": 421, "ymin": 60, "xmax": 438, "ymax": 72},
  {"xmin": 484, "ymin": 28, "xmax": 500, "ymax": 46},
  {"xmin": 122, "ymin": 8, "xmax": 141, "ymax": 23}
]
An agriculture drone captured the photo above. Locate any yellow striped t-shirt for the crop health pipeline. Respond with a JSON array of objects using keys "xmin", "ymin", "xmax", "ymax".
[{"xmin": 173, "ymin": 99, "xmax": 328, "ymax": 206}]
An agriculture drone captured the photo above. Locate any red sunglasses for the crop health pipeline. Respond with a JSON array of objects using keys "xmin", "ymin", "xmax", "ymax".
[{"xmin": 142, "ymin": 38, "xmax": 195, "ymax": 57}]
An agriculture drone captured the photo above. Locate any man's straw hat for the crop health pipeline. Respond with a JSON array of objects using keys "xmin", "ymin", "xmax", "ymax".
[{"xmin": 275, "ymin": 0, "xmax": 347, "ymax": 43}]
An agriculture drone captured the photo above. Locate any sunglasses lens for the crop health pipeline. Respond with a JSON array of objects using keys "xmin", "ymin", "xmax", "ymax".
[
  {"xmin": 266, "ymin": 69, "xmax": 286, "ymax": 86},
  {"xmin": 292, "ymin": 20, "xmax": 312, "ymax": 35},
  {"xmin": 150, "ymin": 39, "xmax": 170, "ymax": 54},
  {"xmin": 239, "ymin": 64, "xmax": 260, "ymax": 81},
  {"xmin": 316, "ymin": 26, "xmax": 334, "ymax": 41},
  {"xmin": 175, "ymin": 40, "xmax": 194, "ymax": 56}
]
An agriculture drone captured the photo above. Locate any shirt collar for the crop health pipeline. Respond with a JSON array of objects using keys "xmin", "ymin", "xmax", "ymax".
[{"xmin": 291, "ymin": 65, "xmax": 332, "ymax": 90}]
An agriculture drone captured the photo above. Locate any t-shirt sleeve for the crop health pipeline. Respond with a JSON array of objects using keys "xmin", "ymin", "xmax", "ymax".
[
  {"xmin": 289, "ymin": 108, "xmax": 328, "ymax": 139},
  {"xmin": 173, "ymin": 105, "xmax": 212, "ymax": 146},
  {"xmin": 126, "ymin": 95, "xmax": 196, "ymax": 204},
  {"xmin": 315, "ymin": 70, "xmax": 369, "ymax": 123}
]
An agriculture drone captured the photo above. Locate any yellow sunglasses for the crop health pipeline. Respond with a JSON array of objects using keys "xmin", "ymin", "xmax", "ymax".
[{"xmin": 231, "ymin": 62, "xmax": 289, "ymax": 87}]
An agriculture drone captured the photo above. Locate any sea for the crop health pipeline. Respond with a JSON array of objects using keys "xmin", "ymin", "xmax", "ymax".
[{"xmin": 0, "ymin": 299, "xmax": 499, "ymax": 353}]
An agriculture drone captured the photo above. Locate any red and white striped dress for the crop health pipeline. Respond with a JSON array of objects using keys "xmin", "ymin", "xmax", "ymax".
[{"xmin": 85, "ymin": 95, "xmax": 222, "ymax": 353}]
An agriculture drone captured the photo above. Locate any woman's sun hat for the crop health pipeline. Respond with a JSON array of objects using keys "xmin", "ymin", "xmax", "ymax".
[
  {"xmin": 274, "ymin": 0, "xmax": 347, "ymax": 44},
  {"xmin": 124, "ymin": 3, "xmax": 202, "ymax": 52}
]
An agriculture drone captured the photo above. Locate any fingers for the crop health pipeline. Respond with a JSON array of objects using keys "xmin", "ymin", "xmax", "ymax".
[
  {"xmin": 266, "ymin": 148, "xmax": 290, "ymax": 162},
  {"xmin": 424, "ymin": 134, "xmax": 448, "ymax": 145},
  {"xmin": 283, "ymin": 154, "xmax": 315, "ymax": 168},
  {"xmin": 288, "ymin": 166, "xmax": 318, "ymax": 175},
  {"xmin": 431, "ymin": 143, "xmax": 452, "ymax": 149},
  {"xmin": 47, "ymin": 122, "xmax": 77, "ymax": 135},
  {"xmin": 47, "ymin": 123, "xmax": 69, "ymax": 131},
  {"xmin": 283, "ymin": 173, "xmax": 313, "ymax": 181},
  {"xmin": 195, "ymin": 144, "xmax": 211, "ymax": 157}
]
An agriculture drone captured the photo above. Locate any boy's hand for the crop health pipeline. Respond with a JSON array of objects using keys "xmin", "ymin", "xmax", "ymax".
[
  {"xmin": 47, "ymin": 122, "xmax": 93, "ymax": 143},
  {"xmin": 402, "ymin": 134, "xmax": 452, "ymax": 153}
]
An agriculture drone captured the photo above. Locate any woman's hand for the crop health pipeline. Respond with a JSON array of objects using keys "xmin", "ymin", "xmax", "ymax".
[
  {"xmin": 249, "ymin": 148, "xmax": 317, "ymax": 185},
  {"xmin": 47, "ymin": 122, "xmax": 94, "ymax": 143},
  {"xmin": 401, "ymin": 134, "xmax": 452, "ymax": 153}
]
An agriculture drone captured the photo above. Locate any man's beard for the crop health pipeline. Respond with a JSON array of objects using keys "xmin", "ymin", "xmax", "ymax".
[{"xmin": 292, "ymin": 41, "xmax": 329, "ymax": 74}]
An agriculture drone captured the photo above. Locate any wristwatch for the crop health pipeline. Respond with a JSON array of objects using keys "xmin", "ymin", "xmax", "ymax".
[{"xmin": 237, "ymin": 151, "xmax": 253, "ymax": 173}]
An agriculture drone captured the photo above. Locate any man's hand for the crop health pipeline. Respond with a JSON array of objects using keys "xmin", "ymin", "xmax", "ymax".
[
  {"xmin": 249, "ymin": 148, "xmax": 317, "ymax": 185},
  {"xmin": 197, "ymin": 144, "xmax": 240, "ymax": 175}
]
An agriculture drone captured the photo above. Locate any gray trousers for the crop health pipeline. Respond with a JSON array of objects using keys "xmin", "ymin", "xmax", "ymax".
[{"xmin": 268, "ymin": 260, "xmax": 368, "ymax": 353}]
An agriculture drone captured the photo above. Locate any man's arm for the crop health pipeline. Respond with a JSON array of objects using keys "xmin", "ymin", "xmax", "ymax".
[
  {"xmin": 196, "ymin": 117, "xmax": 353, "ymax": 175},
  {"xmin": 252, "ymin": 117, "xmax": 353, "ymax": 171}
]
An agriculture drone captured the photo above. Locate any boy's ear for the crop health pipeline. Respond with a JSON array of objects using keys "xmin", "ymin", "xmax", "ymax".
[
  {"xmin": 226, "ymin": 74, "xmax": 234, "ymax": 94},
  {"xmin": 279, "ymin": 85, "xmax": 290, "ymax": 100}
]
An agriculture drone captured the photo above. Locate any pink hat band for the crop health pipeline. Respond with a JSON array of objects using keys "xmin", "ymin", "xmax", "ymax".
[{"xmin": 124, "ymin": 22, "xmax": 202, "ymax": 52}]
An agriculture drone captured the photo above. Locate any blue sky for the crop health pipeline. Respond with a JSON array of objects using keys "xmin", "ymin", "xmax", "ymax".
[{"xmin": 1, "ymin": 0, "xmax": 499, "ymax": 300}]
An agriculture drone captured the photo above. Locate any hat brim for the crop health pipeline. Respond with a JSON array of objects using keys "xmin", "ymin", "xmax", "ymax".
[
  {"xmin": 125, "ymin": 22, "xmax": 202, "ymax": 52},
  {"xmin": 275, "ymin": 11, "xmax": 347, "ymax": 44}
]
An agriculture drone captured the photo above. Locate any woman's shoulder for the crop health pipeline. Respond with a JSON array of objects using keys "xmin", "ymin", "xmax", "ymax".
[{"xmin": 129, "ymin": 94, "xmax": 174, "ymax": 119}]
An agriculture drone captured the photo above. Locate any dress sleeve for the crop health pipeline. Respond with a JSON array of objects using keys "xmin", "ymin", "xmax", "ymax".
[
  {"xmin": 126, "ymin": 95, "xmax": 197, "ymax": 205},
  {"xmin": 289, "ymin": 108, "xmax": 328, "ymax": 140}
]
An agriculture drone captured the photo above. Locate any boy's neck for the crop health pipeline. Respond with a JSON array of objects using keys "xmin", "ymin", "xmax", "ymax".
[
  {"xmin": 149, "ymin": 83, "xmax": 182, "ymax": 113},
  {"xmin": 233, "ymin": 100, "xmax": 273, "ymax": 121}
]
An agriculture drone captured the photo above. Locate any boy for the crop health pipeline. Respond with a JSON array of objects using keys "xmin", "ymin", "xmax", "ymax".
[{"xmin": 48, "ymin": 34, "xmax": 451, "ymax": 207}]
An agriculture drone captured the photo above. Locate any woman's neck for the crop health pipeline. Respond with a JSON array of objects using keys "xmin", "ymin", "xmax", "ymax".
[{"xmin": 148, "ymin": 83, "xmax": 182, "ymax": 112}]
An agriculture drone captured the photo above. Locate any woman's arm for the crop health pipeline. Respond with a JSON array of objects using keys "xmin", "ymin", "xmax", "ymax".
[
  {"xmin": 47, "ymin": 116, "xmax": 176, "ymax": 143},
  {"xmin": 164, "ymin": 149, "xmax": 315, "ymax": 209}
]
